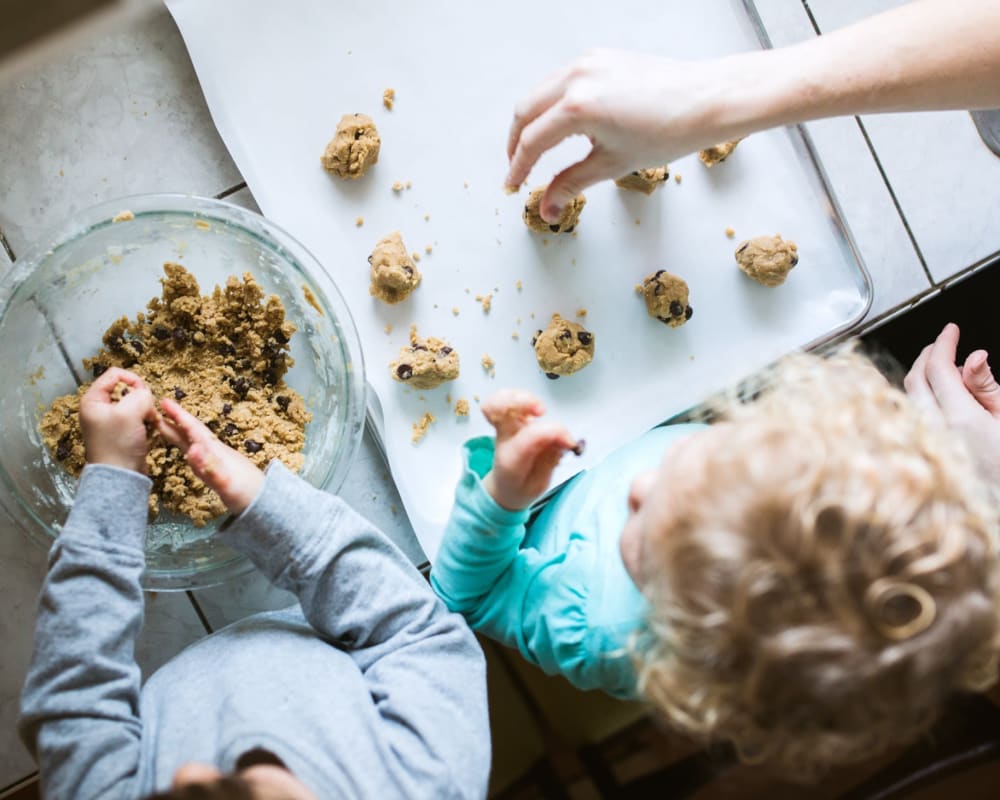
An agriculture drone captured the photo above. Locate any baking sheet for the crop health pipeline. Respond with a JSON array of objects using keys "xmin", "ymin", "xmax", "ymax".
[{"xmin": 166, "ymin": 0, "xmax": 870, "ymax": 559}]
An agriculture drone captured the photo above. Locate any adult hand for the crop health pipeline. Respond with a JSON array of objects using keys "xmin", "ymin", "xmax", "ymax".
[
  {"xmin": 80, "ymin": 368, "xmax": 159, "ymax": 473},
  {"xmin": 903, "ymin": 323, "xmax": 1000, "ymax": 487},
  {"xmin": 504, "ymin": 48, "xmax": 753, "ymax": 222},
  {"xmin": 480, "ymin": 389, "xmax": 580, "ymax": 511},
  {"xmin": 156, "ymin": 397, "xmax": 264, "ymax": 516}
]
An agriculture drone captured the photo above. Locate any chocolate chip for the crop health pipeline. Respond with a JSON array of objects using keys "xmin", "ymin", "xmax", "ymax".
[
  {"xmin": 275, "ymin": 395, "xmax": 291, "ymax": 412},
  {"xmin": 223, "ymin": 422, "xmax": 238, "ymax": 438},
  {"xmin": 571, "ymin": 438, "xmax": 586, "ymax": 456},
  {"xmin": 367, "ymin": 254, "xmax": 373, "ymax": 264},
  {"xmin": 559, "ymin": 329, "xmax": 572, "ymax": 340},
  {"xmin": 107, "ymin": 335, "xmax": 124, "ymax": 351},
  {"xmin": 403, "ymin": 265, "xmax": 414, "ymax": 276},
  {"xmin": 670, "ymin": 300, "xmax": 684, "ymax": 317},
  {"xmin": 662, "ymin": 172, "xmax": 670, "ymax": 181},
  {"xmin": 130, "ymin": 339, "xmax": 144, "ymax": 355},
  {"xmin": 577, "ymin": 331, "xmax": 592, "ymax": 346},
  {"xmin": 153, "ymin": 326, "xmax": 170, "ymax": 341},
  {"xmin": 264, "ymin": 368, "xmax": 280, "ymax": 385},
  {"xmin": 631, "ymin": 170, "xmax": 640, "ymax": 176},
  {"xmin": 545, "ymin": 372, "xmax": 560, "ymax": 380},
  {"xmin": 244, "ymin": 439, "xmax": 263, "ymax": 454},
  {"xmin": 565, "ymin": 226, "xmax": 574, "ymax": 233},
  {"xmin": 174, "ymin": 387, "xmax": 186, "ymax": 401},
  {"xmin": 216, "ymin": 342, "xmax": 236, "ymax": 357},
  {"xmin": 354, "ymin": 129, "xmax": 362, "ymax": 140},
  {"xmin": 222, "ymin": 403, "xmax": 232, "ymax": 416},
  {"xmin": 657, "ymin": 316, "xmax": 670, "ymax": 324},
  {"xmin": 92, "ymin": 363, "xmax": 108, "ymax": 378},
  {"xmin": 438, "ymin": 347, "xmax": 453, "ymax": 356},
  {"xmin": 240, "ymin": 358, "xmax": 252, "ymax": 370},
  {"xmin": 206, "ymin": 420, "xmax": 219, "ymax": 433},
  {"xmin": 411, "ymin": 344, "xmax": 428, "ymax": 352},
  {"xmin": 790, "ymin": 254, "xmax": 799, "ymax": 266},
  {"xmin": 172, "ymin": 327, "xmax": 189, "ymax": 344},
  {"xmin": 654, "ymin": 269, "xmax": 665, "ymax": 278},
  {"xmin": 231, "ymin": 376, "xmax": 252, "ymax": 399},
  {"xmin": 684, "ymin": 305, "xmax": 693, "ymax": 320},
  {"xmin": 55, "ymin": 433, "xmax": 72, "ymax": 461},
  {"xmin": 396, "ymin": 364, "xmax": 413, "ymax": 380},
  {"xmin": 273, "ymin": 329, "xmax": 289, "ymax": 345},
  {"xmin": 736, "ymin": 242, "xmax": 749, "ymax": 256},
  {"xmin": 119, "ymin": 387, "xmax": 129, "ymax": 397},
  {"xmin": 653, "ymin": 282, "xmax": 663, "ymax": 296},
  {"xmin": 524, "ymin": 205, "xmax": 530, "ymax": 214},
  {"xmin": 549, "ymin": 224, "xmax": 560, "ymax": 233}
]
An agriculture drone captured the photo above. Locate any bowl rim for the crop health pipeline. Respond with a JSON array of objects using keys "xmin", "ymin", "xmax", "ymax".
[{"xmin": 0, "ymin": 192, "xmax": 367, "ymax": 591}]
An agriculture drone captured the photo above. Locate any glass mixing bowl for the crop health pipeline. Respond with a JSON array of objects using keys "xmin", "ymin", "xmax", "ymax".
[{"xmin": 0, "ymin": 194, "xmax": 365, "ymax": 590}]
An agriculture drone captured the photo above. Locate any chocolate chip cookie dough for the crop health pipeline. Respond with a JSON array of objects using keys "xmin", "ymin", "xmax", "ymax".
[
  {"xmin": 368, "ymin": 232, "xmax": 421, "ymax": 304},
  {"xmin": 523, "ymin": 185, "xmax": 586, "ymax": 234},
  {"xmin": 532, "ymin": 313, "xmax": 595, "ymax": 379},
  {"xmin": 698, "ymin": 139, "xmax": 741, "ymax": 167},
  {"xmin": 321, "ymin": 113, "xmax": 381, "ymax": 179},
  {"xmin": 641, "ymin": 270, "xmax": 693, "ymax": 328},
  {"xmin": 39, "ymin": 262, "xmax": 312, "ymax": 526},
  {"xmin": 615, "ymin": 166, "xmax": 670, "ymax": 195},
  {"xmin": 390, "ymin": 326, "xmax": 460, "ymax": 389},
  {"xmin": 735, "ymin": 235, "xmax": 799, "ymax": 287}
]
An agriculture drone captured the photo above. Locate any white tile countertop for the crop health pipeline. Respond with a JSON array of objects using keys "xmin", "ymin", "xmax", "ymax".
[{"xmin": 0, "ymin": 0, "xmax": 997, "ymax": 790}]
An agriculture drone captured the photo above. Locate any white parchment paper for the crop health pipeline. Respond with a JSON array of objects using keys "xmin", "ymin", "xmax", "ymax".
[{"xmin": 166, "ymin": 0, "xmax": 869, "ymax": 559}]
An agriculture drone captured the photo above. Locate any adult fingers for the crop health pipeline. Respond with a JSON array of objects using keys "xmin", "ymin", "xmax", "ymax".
[
  {"xmin": 962, "ymin": 350, "xmax": 1000, "ymax": 416},
  {"xmin": 506, "ymin": 102, "xmax": 583, "ymax": 193},
  {"xmin": 541, "ymin": 148, "xmax": 617, "ymax": 222},
  {"xmin": 506, "ymin": 64, "xmax": 573, "ymax": 162}
]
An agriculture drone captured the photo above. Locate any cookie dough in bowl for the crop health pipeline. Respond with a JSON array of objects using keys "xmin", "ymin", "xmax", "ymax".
[{"xmin": 0, "ymin": 194, "xmax": 366, "ymax": 590}]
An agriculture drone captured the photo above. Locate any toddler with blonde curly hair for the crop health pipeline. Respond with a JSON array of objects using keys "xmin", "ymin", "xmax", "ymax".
[{"xmin": 431, "ymin": 346, "xmax": 1000, "ymax": 775}]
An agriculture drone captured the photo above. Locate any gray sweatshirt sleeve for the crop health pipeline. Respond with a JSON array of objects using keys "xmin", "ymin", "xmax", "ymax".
[
  {"xmin": 221, "ymin": 462, "xmax": 490, "ymax": 800},
  {"xmin": 19, "ymin": 464, "xmax": 152, "ymax": 800}
]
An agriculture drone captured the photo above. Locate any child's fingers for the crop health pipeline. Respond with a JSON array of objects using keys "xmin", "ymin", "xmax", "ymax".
[
  {"xmin": 496, "ymin": 421, "xmax": 576, "ymax": 475},
  {"xmin": 482, "ymin": 389, "xmax": 546, "ymax": 440},
  {"xmin": 159, "ymin": 396, "xmax": 214, "ymax": 446},
  {"xmin": 156, "ymin": 416, "xmax": 190, "ymax": 452},
  {"xmin": 118, "ymin": 385, "xmax": 159, "ymax": 423},
  {"xmin": 85, "ymin": 366, "xmax": 138, "ymax": 403}
]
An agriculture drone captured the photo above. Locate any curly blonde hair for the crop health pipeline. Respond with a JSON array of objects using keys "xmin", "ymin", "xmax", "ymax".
[{"xmin": 634, "ymin": 347, "xmax": 1000, "ymax": 777}]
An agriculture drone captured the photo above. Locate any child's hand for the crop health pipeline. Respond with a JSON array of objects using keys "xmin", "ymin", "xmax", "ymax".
[
  {"xmin": 156, "ymin": 397, "xmax": 264, "ymax": 516},
  {"xmin": 480, "ymin": 390, "xmax": 581, "ymax": 511},
  {"xmin": 80, "ymin": 368, "xmax": 160, "ymax": 474}
]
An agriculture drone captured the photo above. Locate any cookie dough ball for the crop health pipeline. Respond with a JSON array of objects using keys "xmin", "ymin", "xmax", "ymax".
[
  {"xmin": 615, "ymin": 166, "xmax": 670, "ymax": 195},
  {"xmin": 735, "ymin": 235, "xmax": 799, "ymax": 287},
  {"xmin": 532, "ymin": 313, "xmax": 594, "ymax": 379},
  {"xmin": 698, "ymin": 139, "xmax": 741, "ymax": 167},
  {"xmin": 368, "ymin": 232, "xmax": 421, "ymax": 304},
  {"xmin": 641, "ymin": 270, "xmax": 693, "ymax": 328},
  {"xmin": 321, "ymin": 113, "xmax": 381, "ymax": 179},
  {"xmin": 523, "ymin": 185, "xmax": 586, "ymax": 234},
  {"xmin": 390, "ymin": 326, "xmax": 459, "ymax": 389}
]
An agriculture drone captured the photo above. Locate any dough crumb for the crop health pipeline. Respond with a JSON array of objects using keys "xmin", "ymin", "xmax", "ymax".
[
  {"xmin": 725, "ymin": 227, "xmax": 735, "ymax": 238},
  {"xmin": 475, "ymin": 293, "xmax": 493, "ymax": 313},
  {"xmin": 411, "ymin": 412, "xmax": 436, "ymax": 444},
  {"xmin": 112, "ymin": 210, "xmax": 134, "ymax": 223},
  {"xmin": 464, "ymin": 181, "xmax": 469, "ymax": 189},
  {"xmin": 368, "ymin": 232, "xmax": 421, "ymax": 305},
  {"xmin": 321, "ymin": 114, "xmax": 380, "ymax": 179},
  {"xmin": 392, "ymin": 181, "xmax": 404, "ymax": 192},
  {"xmin": 699, "ymin": 139, "xmax": 742, "ymax": 167},
  {"xmin": 511, "ymin": 331, "xmax": 520, "ymax": 340},
  {"xmin": 503, "ymin": 184, "xmax": 518, "ymax": 195},
  {"xmin": 614, "ymin": 166, "xmax": 670, "ymax": 195},
  {"xmin": 674, "ymin": 173, "xmax": 683, "ymax": 184},
  {"xmin": 412, "ymin": 251, "xmax": 421, "ymax": 262},
  {"xmin": 425, "ymin": 244, "xmax": 433, "ymax": 255},
  {"xmin": 452, "ymin": 307, "xmax": 460, "ymax": 316},
  {"xmin": 576, "ymin": 308, "xmax": 587, "ymax": 318},
  {"xmin": 481, "ymin": 354, "xmax": 496, "ymax": 377},
  {"xmin": 474, "ymin": 394, "xmax": 480, "ymax": 402},
  {"xmin": 424, "ymin": 213, "xmax": 430, "ymax": 221},
  {"xmin": 356, "ymin": 216, "xmax": 364, "ymax": 227},
  {"xmin": 635, "ymin": 218, "xmax": 641, "ymax": 226},
  {"xmin": 454, "ymin": 398, "xmax": 470, "ymax": 417},
  {"xmin": 515, "ymin": 279, "xmax": 523, "ymax": 291},
  {"xmin": 405, "ymin": 180, "xmax": 412, "ymax": 189},
  {"xmin": 384, "ymin": 324, "xmax": 393, "ymax": 334},
  {"xmin": 382, "ymin": 87, "xmax": 395, "ymax": 110},
  {"xmin": 302, "ymin": 286, "xmax": 323, "ymax": 315}
]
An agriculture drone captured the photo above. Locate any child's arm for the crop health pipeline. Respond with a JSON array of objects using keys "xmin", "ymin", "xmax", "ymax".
[
  {"xmin": 430, "ymin": 393, "xmax": 628, "ymax": 693},
  {"xmin": 19, "ymin": 369, "xmax": 160, "ymax": 800},
  {"xmin": 156, "ymin": 399, "xmax": 490, "ymax": 797}
]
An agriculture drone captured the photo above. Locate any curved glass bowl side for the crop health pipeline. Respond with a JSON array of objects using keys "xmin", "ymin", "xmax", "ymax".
[{"xmin": 0, "ymin": 194, "xmax": 366, "ymax": 591}]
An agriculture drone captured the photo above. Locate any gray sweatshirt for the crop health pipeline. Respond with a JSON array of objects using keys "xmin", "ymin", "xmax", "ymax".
[{"xmin": 19, "ymin": 462, "xmax": 490, "ymax": 799}]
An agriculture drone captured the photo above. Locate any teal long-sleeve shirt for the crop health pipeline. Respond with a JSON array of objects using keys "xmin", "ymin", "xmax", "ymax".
[{"xmin": 431, "ymin": 422, "xmax": 707, "ymax": 698}]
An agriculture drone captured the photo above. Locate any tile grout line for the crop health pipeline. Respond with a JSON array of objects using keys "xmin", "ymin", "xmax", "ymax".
[
  {"xmin": 214, "ymin": 182, "xmax": 247, "ymax": 200},
  {"xmin": 799, "ymin": 0, "xmax": 934, "ymax": 286},
  {"xmin": 0, "ymin": 229, "xmax": 17, "ymax": 262},
  {"xmin": 185, "ymin": 590, "xmax": 215, "ymax": 634}
]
